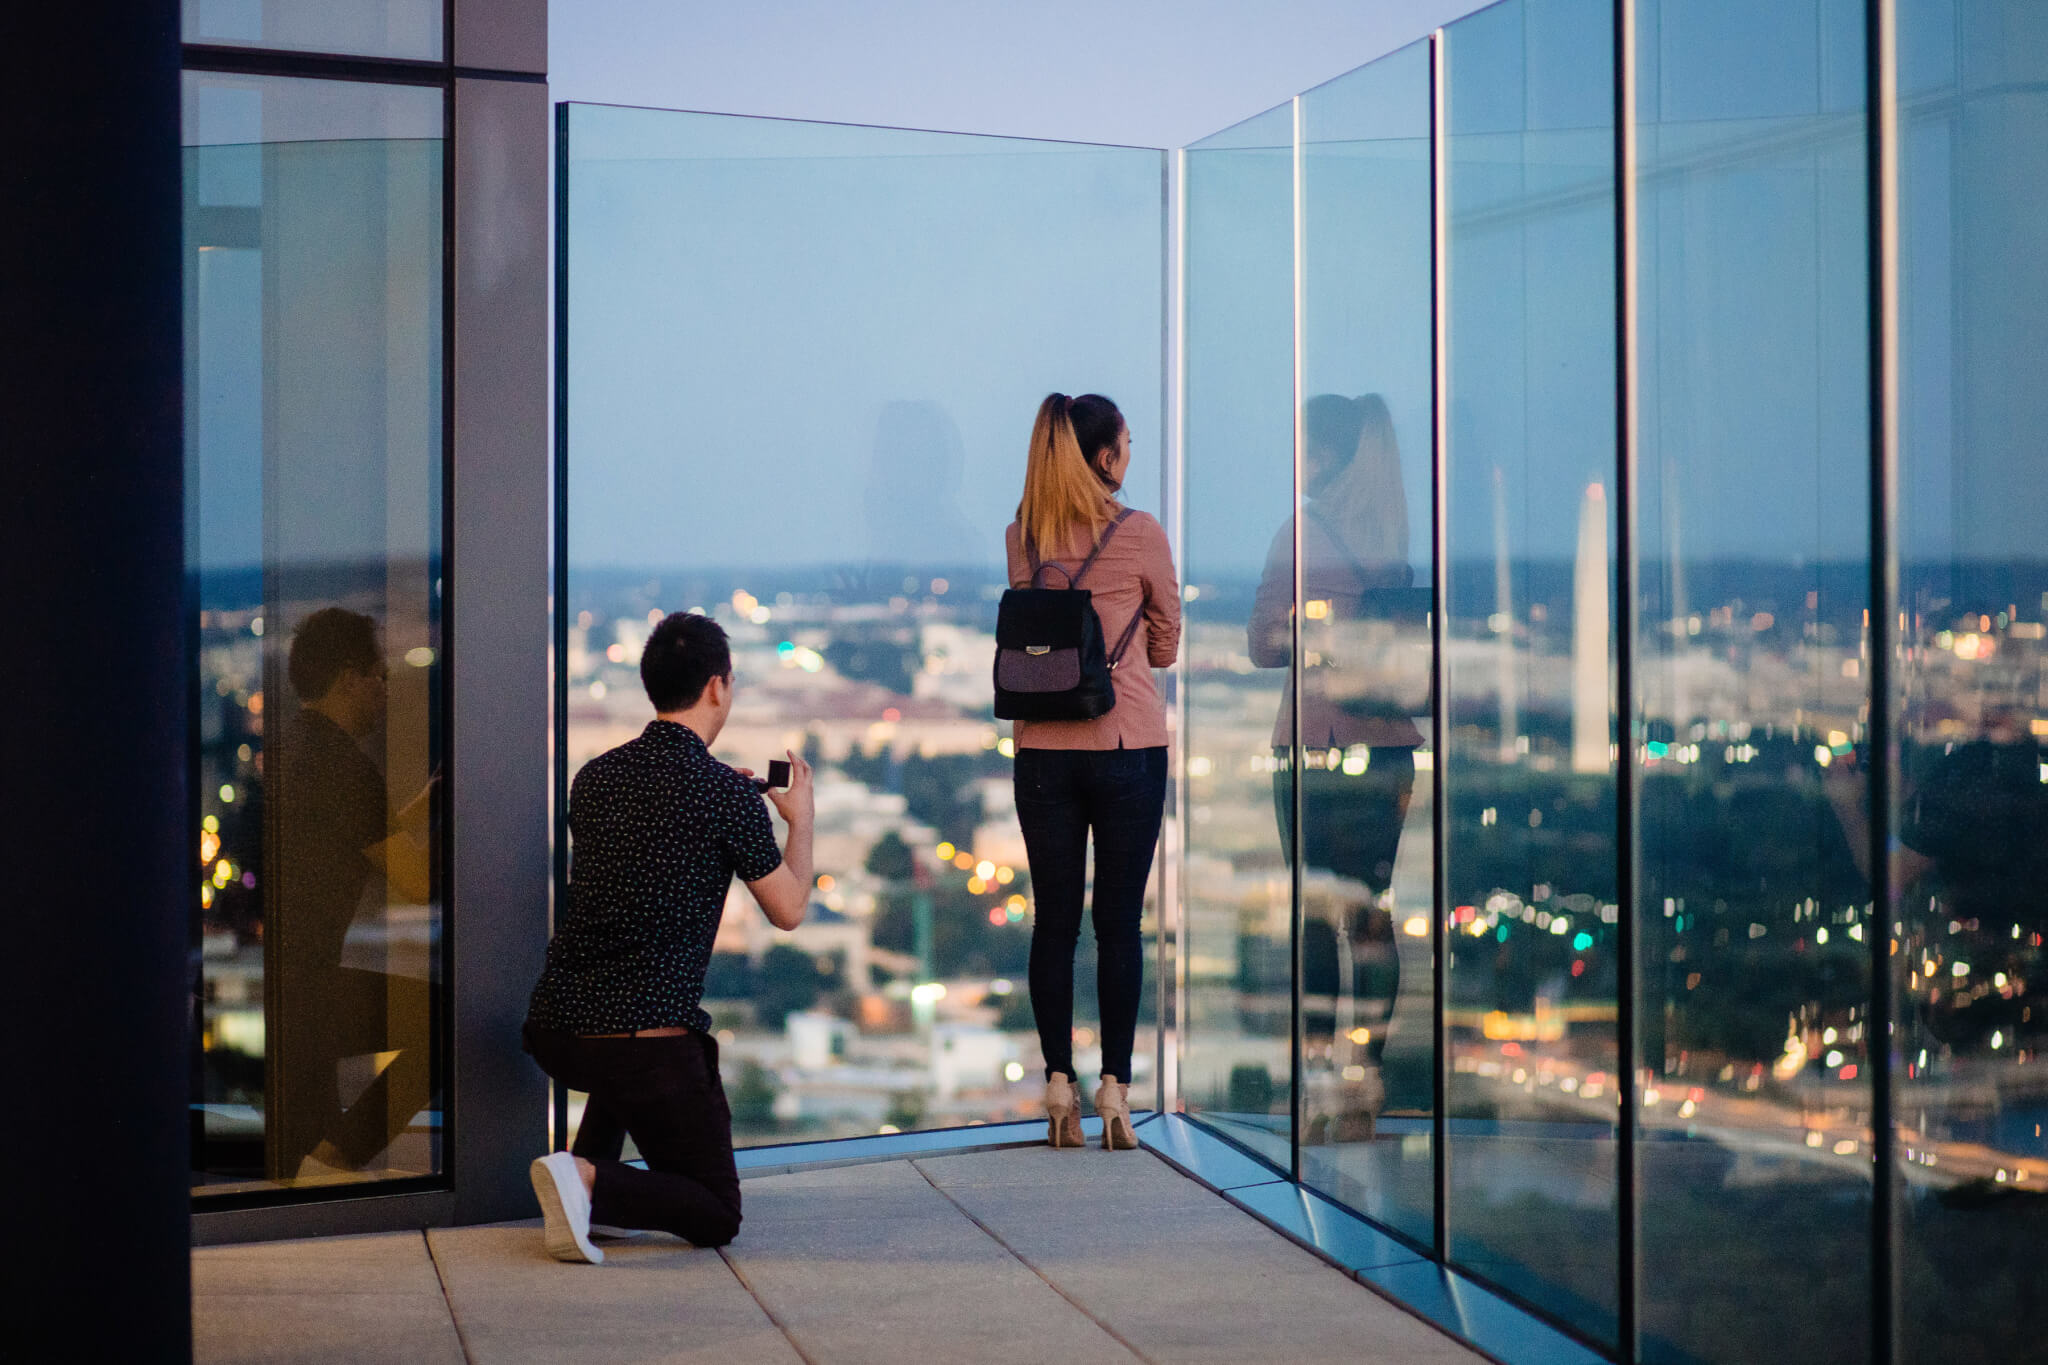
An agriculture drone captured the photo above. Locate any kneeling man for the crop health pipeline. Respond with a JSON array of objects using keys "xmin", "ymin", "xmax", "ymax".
[{"xmin": 525, "ymin": 611, "xmax": 812, "ymax": 1262}]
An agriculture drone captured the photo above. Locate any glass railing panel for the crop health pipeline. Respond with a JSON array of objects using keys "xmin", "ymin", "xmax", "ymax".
[
  {"xmin": 183, "ymin": 0, "xmax": 443, "ymax": 61},
  {"xmin": 559, "ymin": 104, "xmax": 1165, "ymax": 1147},
  {"xmin": 1894, "ymin": 3, "xmax": 2048, "ymax": 1360},
  {"xmin": 1295, "ymin": 41, "xmax": 1437, "ymax": 1246},
  {"xmin": 183, "ymin": 72, "xmax": 447, "ymax": 1195},
  {"xmin": 1441, "ymin": 0, "xmax": 1621, "ymax": 1344},
  {"xmin": 1181, "ymin": 102, "xmax": 1297, "ymax": 1168},
  {"xmin": 1634, "ymin": 3, "xmax": 1873, "ymax": 1362}
]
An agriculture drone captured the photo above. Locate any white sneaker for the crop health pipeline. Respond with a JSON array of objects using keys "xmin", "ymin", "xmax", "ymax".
[{"xmin": 529, "ymin": 1152, "xmax": 604, "ymax": 1264}]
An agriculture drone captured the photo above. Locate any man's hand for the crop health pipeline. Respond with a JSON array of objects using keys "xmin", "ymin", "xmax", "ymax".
[
  {"xmin": 765, "ymin": 749, "xmax": 815, "ymax": 826},
  {"xmin": 744, "ymin": 750, "xmax": 816, "ymax": 931}
]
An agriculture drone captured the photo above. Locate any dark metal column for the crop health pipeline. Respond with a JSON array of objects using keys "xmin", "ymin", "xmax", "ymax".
[
  {"xmin": 10, "ymin": 3, "xmax": 191, "ymax": 1359},
  {"xmin": 450, "ymin": 69, "xmax": 553, "ymax": 1225}
]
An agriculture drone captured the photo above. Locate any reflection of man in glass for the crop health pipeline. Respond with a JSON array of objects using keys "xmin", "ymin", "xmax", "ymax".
[
  {"xmin": 1250, "ymin": 394, "xmax": 1423, "ymax": 1140},
  {"xmin": 269, "ymin": 608, "xmax": 433, "ymax": 1181}
]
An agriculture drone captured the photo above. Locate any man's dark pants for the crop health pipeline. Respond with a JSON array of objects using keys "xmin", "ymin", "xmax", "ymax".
[{"xmin": 523, "ymin": 1025, "xmax": 742, "ymax": 1247}]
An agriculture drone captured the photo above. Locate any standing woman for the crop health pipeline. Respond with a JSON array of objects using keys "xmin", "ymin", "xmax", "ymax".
[{"xmin": 1006, "ymin": 393, "xmax": 1181, "ymax": 1149}]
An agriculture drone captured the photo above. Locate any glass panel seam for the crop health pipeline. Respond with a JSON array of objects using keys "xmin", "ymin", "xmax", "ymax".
[
  {"xmin": 1612, "ymin": 1, "xmax": 1642, "ymax": 1357},
  {"xmin": 1427, "ymin": 26, "xmax": 1452, "ymax": 1267},
  {"xmin": 1289, "ymin": 92, "xmax": 1307, "ymax": 1188},
  {"xmin": 1863, "ymin": 1, "xmax": 1901, "ymax": 1360}
]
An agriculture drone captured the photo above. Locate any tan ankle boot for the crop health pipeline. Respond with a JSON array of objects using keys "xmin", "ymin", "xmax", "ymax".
[
  {"xmin": 1094, "ymin": 1077, "xmax": 1137, "ymax": 1150},
  {"xmin": 1045, "ymin": 1075, "xmax": 1084, "ymax": 1148}
]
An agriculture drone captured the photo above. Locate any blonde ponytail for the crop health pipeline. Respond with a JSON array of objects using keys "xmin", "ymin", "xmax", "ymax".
[{"xmin": 1018, "ymin": 392, "xmax": 1118, "ymax": 556}]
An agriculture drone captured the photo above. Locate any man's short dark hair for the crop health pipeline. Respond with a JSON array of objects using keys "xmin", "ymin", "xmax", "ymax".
[
  {"xmin": 289, "ymin": 608, "xmax": 382, "ymax": 702},
  {"xmin": 641, "ymin": 612, "xmax": 731, "ymax": 712}
]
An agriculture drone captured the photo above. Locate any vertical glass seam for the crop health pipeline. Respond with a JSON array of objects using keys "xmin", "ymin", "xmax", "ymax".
[
  {"xmin": 1289, "ymin": 93, "xmax": 1307, "ymax": 1187},
  {"xmin": 440, "ymin": 68, "xmax": 460, "ymax": 1191},
  {"xmin": 1169, "ymin": 145, "xmax": 1191, "ymax": 1117},
  {"xmin": 1157, "ymin": 146, "xmax": 1178, "ymax": 1119},
  {"xmin": 1428, "ymin": 27, "xmax": 1452, "ymax": 1264},
  {"xmin": 549, "ymin": 99, "xmax": 572, "ymax": 1157},
  {"xmin": 1864, "ymin": 1, "xmax": 1901, "ymax": 1360},
  {"xmin": 1612, "ymin": 1, "xmax": 1642, "ymax": 1358}
]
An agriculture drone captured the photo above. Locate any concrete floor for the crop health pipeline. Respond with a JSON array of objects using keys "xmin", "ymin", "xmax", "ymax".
[{"xmin": 194, "ymin": 1146, "xmax": 1488, "ymax": 1364}]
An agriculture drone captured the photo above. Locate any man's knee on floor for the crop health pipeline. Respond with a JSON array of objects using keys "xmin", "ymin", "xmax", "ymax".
[{"xmin": 696, "ymin": 1205, "xmax": 741, "ymax": 1248}]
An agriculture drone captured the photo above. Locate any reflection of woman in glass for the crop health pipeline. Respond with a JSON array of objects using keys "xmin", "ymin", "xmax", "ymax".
[{"xmin": 1249, "ymin": 394, "xmax": 1422, "ymax": 1141}]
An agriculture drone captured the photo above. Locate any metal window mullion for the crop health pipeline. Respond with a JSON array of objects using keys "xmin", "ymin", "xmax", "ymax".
[
  {"xmin": 1864, "ymin": 1, "xmax": 1901, "ymax": 1361},
  {"xmin": 550, "ymin": 100, "xmax": 572, "ymax": 1156},
  {"xmin": 1158, "ymin": 146, "xmax": 1182, "ymax": 1119},
  {"xmin": 1613, "ymin": 1, "xmax": 1643, "ymax": 1359},
  {"xmin": 1428, "ymin": 27, "xmax": 1452, "ymax": 1265},
  {"xmin": 1289, "ymin": 94, "xmax": 1307, "ymax": 1187}
]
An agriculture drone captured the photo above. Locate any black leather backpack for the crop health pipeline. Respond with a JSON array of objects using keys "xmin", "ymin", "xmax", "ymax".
[{"xmin": 993, "ymin": 508, "xmax": 1141, "ymax": 721}]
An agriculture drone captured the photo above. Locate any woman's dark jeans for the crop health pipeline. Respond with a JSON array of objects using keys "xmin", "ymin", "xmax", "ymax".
[
  {"xmin": 1013, "ymin": 745, "xmax": 1167, "ymax": 1084},
  {"xmin": 1272, "ymin": 745, "xmax": 1415, "ymax": 1065}
]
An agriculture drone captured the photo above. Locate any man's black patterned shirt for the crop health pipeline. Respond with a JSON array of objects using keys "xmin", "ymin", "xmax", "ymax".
[{"xmin": 527, "ymin": 721, "xmax": 782, "ymax": 1034}]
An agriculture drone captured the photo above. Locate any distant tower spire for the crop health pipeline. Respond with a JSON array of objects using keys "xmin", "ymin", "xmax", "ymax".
[
  {"xmin": 1493, "ymin": 466, "xmax": 1518, "ymax": 763},
  {"xmin": 1573, "ymin": 482, "xmax": 1610, "ymax": 774}
]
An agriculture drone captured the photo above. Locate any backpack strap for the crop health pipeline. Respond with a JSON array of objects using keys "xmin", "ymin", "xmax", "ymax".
[
  {"xmin": 1027, "ymin": 506, "xmax": 1134, "ymax": 589},
  {"xmin": 1069, "ymin": 507, "xmax": 1134, "ymax": 588},
  {"xmin": 1106, "ymin": 603, "xmax": 1146, "ymax": 670}
]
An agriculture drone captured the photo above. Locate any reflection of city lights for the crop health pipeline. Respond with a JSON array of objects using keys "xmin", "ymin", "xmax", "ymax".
[
  {"xmin": 1825, "ymin": 1050, "xmax": 1845, "ymax": 1068},
  {"xmin": 589, "ymin": 680, "xmax": 608, "ymax": 700},
  {"xmin": 1348, "ymin": 1027, "xmax": 1372, "ymax": 1045},
  {"xmin": 405, "ymin": 646, "xmax": 436, "ymax": 668},
  {"xmin": 1187, "ymin": 756, "xmax": 1213, "ymax": 777},
  {"xmin": 199, "ymin": 830, "xmax": 220, "ymax": 863},
  {"xmin": 990, "ymin": 978, "xmax": 1013, "ymax": 995},
  {"xmin": 219, "ymin": 784, "xmax": 236, "ymax": 803},
  {"xmin": 909, "ymin": 982, "xmax": 946, "ymax": 1005},
  {"xmin": 815, "ymin": 874, "xmax": 834, "ymax": 891},
  {"xmin": 202, "ymin": 814, "xmax": 219, "ymax": 834},
  {"xmin": 953, "ymin": 852, "xmax": 974, "ymax": 871},
  {"xmin": 987, "ymin": 906, "xmax": 1005, "ymax": 925},
  {"xmin": 936, "ymin": 842, "xmax": 955, "ymax": 860},
  {"xmin": 997, "ymin": 737, "xmax": 1015, "ymax": 758},
  {"xmin": 1806, "ymin": 1131, "xmax": 1825, "ymax": 1148},
  {"xmin": 1004, "ymin": 1061, "xmax": 1025, "ymax": 1082},
  {"xmin": 1305, "ymin": 599, "xmax": 1330, "ymax": 620},
  {"xmin": 606, "ymin": 643, "xmax": 627, "ymax": 663},
  {"xmin": 975, "ymin": 860, "xmax": 995, "ymax": 880},
  {"xmin": 967, "ymin": 877, "xmax": 987, "ymax": 895},
  {"xmin": 995, "ymin": 867, "xmax": 1014, "ymax": 885},
  {"xmin": 1401, "ymin": 915, "xmax": 1428, "ymax": 938}
]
